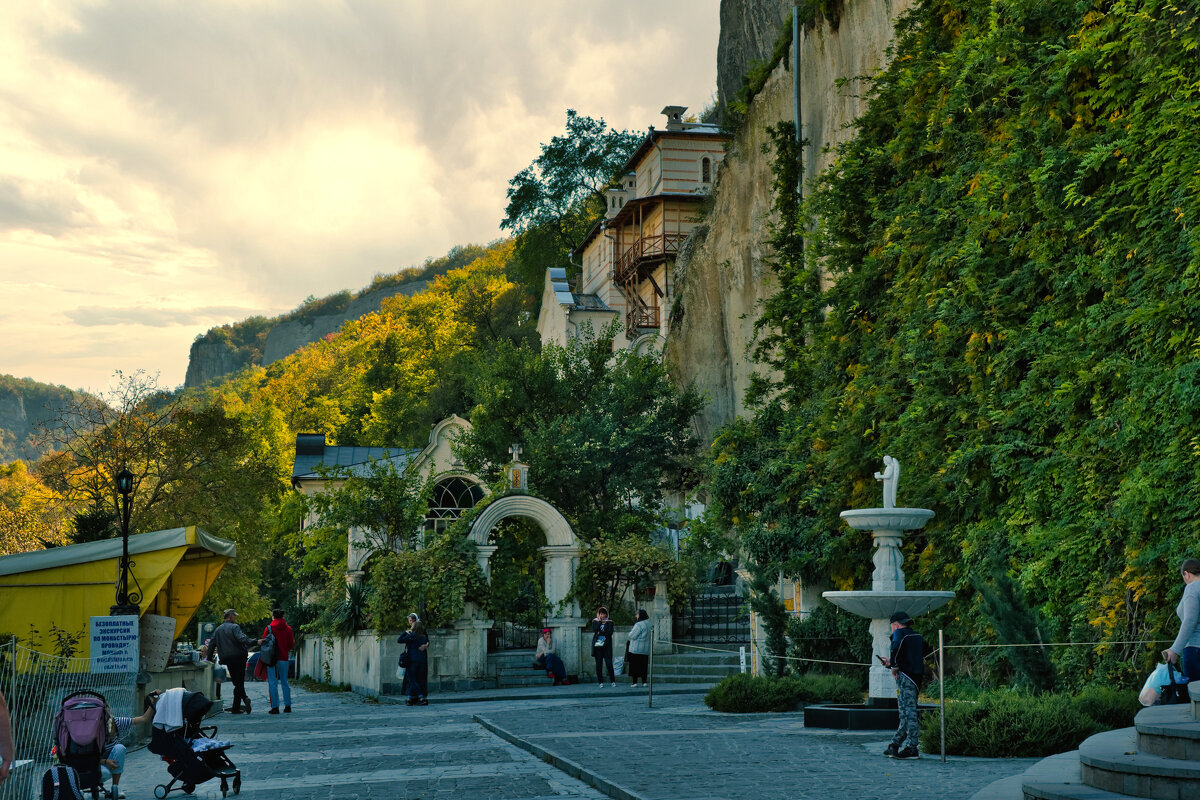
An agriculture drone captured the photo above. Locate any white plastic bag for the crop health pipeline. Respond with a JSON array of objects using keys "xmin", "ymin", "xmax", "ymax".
[
  {"xmin": 613, "ymin": 656, "xmax": 625, "ymax": 675},
  {"xmin": 1139, "ymin": 662, "xmax": 1187, "ymax": 706}
]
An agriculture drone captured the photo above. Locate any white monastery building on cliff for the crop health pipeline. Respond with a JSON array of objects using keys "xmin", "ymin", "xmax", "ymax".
[{"xmin": 538, "ymin": 106, "xmax": 729, "ymax": 353}]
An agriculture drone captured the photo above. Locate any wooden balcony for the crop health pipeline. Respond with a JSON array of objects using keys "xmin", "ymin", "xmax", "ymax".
[
  {"xmin": 626, "ymin": 304, "xmax": 661, "ymax": 339},
  {"xmin": 614, "ymin": 232, "xmax": 688, "ymax": 286}
]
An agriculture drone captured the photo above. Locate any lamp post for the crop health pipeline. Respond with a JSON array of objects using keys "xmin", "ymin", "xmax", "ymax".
[{"xmin": 110, "ymin": 468, "xmax": 139, "ymax": 616}]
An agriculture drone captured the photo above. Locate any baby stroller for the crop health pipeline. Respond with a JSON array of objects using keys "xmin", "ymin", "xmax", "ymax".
[{"xmin": 147, "ymin": 690, "xmax": 241, "ymax": 798}]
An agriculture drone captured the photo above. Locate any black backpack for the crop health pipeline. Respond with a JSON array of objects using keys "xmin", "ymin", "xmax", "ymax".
[{"xmin": 42, "ymin": 765, "xmax": 85, "ymax": 800}]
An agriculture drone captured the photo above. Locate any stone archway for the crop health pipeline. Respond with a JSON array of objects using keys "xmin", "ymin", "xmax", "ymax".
[{"xmin": 467, "ymin": 494, "xmax": 586, "ymax": 676}]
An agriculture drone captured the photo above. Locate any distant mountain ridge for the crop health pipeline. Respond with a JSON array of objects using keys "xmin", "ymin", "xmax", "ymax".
[
  {"xmin": 0, "ymin": 376, "xmax": 84, "ymax": 464},
  {"xmin": 184, "ymin": 243, "xmax": 494, "ymax": 388}
]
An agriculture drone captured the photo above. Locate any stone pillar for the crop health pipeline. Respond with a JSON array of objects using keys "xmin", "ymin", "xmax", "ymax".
[
  {"xmin": 475, "ymin": 545, "xmax": 498, "ymax": 582},
  {"xmin": 454, "ymin": 618, "xmax": 491, "ymax": 679},
  {"xmin": 871, "ymin": 531, "xmax": 905, "ymax": 591},
  {"xmin": 544, "ymin": 615, "xmax": 587, "ymax": 677},
  {"xmin": 650, "ymin": 578, "xmax": 673, "ymax": 652},
  {"xmin": 869, "ymin": 617, "xmax": 898, "ymax": 703},
  {"xmin": 539, "ymin": 545, "xmax": 582, "ymax": 618}
]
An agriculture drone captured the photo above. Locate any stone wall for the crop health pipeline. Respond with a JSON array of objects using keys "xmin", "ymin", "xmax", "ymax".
[
  {"xmin": 715, "ymin": 0, "xmax": 793, "ymax": 120},
  {"xmin": 667, "ymin": 0, "xmax": 915, "ymax": 442}
]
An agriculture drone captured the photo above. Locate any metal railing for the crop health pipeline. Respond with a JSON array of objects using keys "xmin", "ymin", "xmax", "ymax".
[
  {"xmin": 488, "ymin": 620, "xmax": 541, "ymax": 652},
  {"xmin": 672, "ymin": 593, "xmax": 751, "ymax": 645},
  {"xmin": 613, "ymin": 233, "xmax": 688, "ymax": 285}
]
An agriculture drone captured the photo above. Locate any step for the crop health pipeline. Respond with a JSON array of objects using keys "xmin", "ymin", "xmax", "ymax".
[
  {"xmin": 1135, "ymin": 704, "xmax": 1200, "ymax": 761},
  {"xmin": 971, "ymin": 751, "xmax": 1080, "ymax": 800},
  {"xmin": 1022, "ymin": 780, "xmax": 1142, "ymax": 800},
  {"xmin": 1078, "ymin": 727, "xmax": 1200, "ymax": 799}
]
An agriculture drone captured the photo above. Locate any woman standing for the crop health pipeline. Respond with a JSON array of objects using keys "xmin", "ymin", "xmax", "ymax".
[
  {"xmin": 626, "ymin": 609, "xmax": 652, "ymax": 687},
  {"xmin": 534, "ymin": 628, "xmax": 569, "ymax": 685},
  {"xmin": 397, "ymin": 613, "xmax": 430, "ymax": 706},
  {"xmin": 592, "ymin": 607, "xmax": 616, "ymax": 687},
  {"xmin": 1162, "ymin": 558, "xmax": 1200, "ymax": 682}
]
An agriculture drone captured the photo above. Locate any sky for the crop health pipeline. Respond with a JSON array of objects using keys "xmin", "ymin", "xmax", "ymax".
[{"xmin": 0, "ymin": 1, "xmax": 720, "ymax": 394}]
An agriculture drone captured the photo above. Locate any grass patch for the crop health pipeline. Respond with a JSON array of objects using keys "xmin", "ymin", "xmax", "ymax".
[{"xmin": 293, "ymin": 676, "xmax": 352, "ymax": 693}]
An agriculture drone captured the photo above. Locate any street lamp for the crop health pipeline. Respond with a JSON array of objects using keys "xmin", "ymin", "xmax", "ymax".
[{"xmin": 110, "ymin": 468, "xmax": 139, "ymax": 616}]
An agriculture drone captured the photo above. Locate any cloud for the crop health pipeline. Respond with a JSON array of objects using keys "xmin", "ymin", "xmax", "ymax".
[
  {"xmin": 65, "ymin": 306, "xmax": 262, "ymax": 328},
  {"xmin": 0, "ymin": 1, "xmax": 719, "ymax": 391}
]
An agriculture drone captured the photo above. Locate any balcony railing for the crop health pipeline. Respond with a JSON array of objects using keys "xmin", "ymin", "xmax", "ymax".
[
  {"xmin": 614, "ymin": 232, "xmax": 688, "ymax": 286},
  {"xmin": 626, "ymin": 304, "xmax": 661, "ymax": 339}
]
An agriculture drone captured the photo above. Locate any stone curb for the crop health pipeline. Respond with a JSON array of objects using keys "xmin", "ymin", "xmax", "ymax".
[
  {"xmin": 378, "ymin": 683, "xmax": 715, "ymax": 705},
  {"xmin": 473, "ymin": 714, "xmax": 649, "ymax": 800}
]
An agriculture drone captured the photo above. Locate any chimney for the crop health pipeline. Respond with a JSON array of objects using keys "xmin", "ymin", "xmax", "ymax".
[{"xmin": 662, "ymin": 105, "xmax": 687, "ymax": 131}]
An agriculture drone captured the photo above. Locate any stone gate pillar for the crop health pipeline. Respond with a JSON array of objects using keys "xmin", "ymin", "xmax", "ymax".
[{"xmin": 540, "ymin": 544, "xmax": 585, "ymax": 676}]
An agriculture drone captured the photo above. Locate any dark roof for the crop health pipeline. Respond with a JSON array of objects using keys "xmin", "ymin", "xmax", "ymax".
[
  {"xmin": 290, "ymin": 434, "xmax": 420, "ymax": 483},
  {"xmin": 569, "ymin": 293, "xmax": 613, "ymax": 312}
]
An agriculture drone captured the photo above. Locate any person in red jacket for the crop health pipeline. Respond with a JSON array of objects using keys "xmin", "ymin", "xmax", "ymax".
[{"xmin": 262, "ymin": 608, "xmax": 295, "ymax": 714}]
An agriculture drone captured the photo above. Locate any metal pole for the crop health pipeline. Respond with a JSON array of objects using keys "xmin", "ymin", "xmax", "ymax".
[
  {"xmin": 647, "ymin": 626, "xmax": 655, "ymax": 709},
  {"xmin": 939, "ymin": 629, "xmax": 946, "ymax": 763}
]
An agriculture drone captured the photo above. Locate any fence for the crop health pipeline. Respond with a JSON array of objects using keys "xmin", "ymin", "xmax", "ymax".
[
  {"xmin": 672, "ymin": 593, "xmax": 750, "ymax": 645},
  {"xmin": 0, "ymin": 640, "xmax": 137, "ymax": 800}
]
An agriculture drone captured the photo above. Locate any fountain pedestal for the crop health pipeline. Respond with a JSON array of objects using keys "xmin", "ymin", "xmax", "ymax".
[{"xmin": 804, "ymin": 462, "xmax": 953, "ymax": 729}]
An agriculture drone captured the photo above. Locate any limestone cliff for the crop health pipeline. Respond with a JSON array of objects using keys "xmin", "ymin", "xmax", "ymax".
[
  {"xmin": 668, "ymin": 0, "xmax": 915, "ymax": 442},
  {"xmin": 715, "ymin": 0, "xmax": 793, "ymax": 119},
  {"xmin": 0, "ymin": 377, "xmax": 81, "ymax": 464},
  {"xmin": 184, "ymin": 278, "xmax": 430, "ymax": 388}
]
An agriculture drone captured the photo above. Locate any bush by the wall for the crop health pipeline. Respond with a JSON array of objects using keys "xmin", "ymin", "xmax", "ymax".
[
  {"xmin": 919, "ymin": 687, "xmax": 1140, "ymax": 758},
  {"xmin": 704, "ymin": 672, "xmax": 861, "ymax": 713}
]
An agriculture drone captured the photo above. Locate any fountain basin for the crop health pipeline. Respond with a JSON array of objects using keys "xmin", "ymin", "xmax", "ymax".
[
  {"xmin": 839, "ymin": 507, "xmax": 933, "ymax": 531},
  {"xmin": 822, "ymin": 590, "xmax": 954, "ymax": 619}
]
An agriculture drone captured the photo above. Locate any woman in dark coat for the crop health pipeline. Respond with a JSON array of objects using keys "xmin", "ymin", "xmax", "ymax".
[
  {"xmin": 397, "ymin": 613, "xmax": 430, "ymax": 705},
  {"xmin": 592, "ymin": 606, "xmax": 616, "ymax": 687}
]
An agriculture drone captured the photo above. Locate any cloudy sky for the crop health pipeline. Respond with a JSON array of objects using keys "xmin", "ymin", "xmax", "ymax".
[{"xmin": 1, "ymin": 1, "xmax": 720, "ymax": 393}]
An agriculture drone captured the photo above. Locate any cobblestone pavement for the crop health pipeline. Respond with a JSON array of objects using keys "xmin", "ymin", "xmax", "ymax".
[{"xmin": 113, "ymin": 686, "xmax": 1035, "ymax": 800}]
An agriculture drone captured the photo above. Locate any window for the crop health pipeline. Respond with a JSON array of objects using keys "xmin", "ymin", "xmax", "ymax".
[
  {"xmin": 701, "ymin": 157, "xmax": 712, "ymax": 184},
  {"xmin": 423, "ymin": 477, "xmax": 485, "ymax": 535}
]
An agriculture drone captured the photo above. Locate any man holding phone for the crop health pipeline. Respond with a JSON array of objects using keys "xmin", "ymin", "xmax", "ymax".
[{"xmin": 879, "ymin": 611, "xmax": 924, "ymax": 760}]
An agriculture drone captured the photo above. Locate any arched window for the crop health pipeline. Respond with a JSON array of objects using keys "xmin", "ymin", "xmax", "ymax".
[
  {"xmin": 701, "ymin": 157, "xmax": 712, "ymax": 184},
  {"xmin": 424, "ymin": 477, "xmax": 485, "ymax": 535}
]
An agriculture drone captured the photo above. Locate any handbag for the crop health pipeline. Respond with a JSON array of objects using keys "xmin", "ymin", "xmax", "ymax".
[
  {"xmin": 259, "ymin": 631, "xmax": 277, "ymax": 667},
  {"xmin": 1160, "ymin": 661, "xmax": 1190, "ymax": 705},
  {"xmin": 398, "ymin": 651, "xmax": 411, "ymax": 668}
]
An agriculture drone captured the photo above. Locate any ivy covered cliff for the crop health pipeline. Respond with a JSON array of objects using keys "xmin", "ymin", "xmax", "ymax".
[{"xmin": 706, "ymin": 0, "xmax": 1200, "ymax": 684}]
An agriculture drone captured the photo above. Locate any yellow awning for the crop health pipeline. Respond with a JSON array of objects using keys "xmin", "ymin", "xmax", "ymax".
[{"xmin": 0, "ymin": 526, "xmax": 235, "ymax": 657}]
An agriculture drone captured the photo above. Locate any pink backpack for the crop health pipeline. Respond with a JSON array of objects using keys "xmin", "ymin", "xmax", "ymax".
[{"xmin": 53, "ymin": 691, "xmax": 113, "ymax": 759}]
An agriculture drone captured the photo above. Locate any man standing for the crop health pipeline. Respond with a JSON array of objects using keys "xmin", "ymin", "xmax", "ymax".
[
  {"xmin": 211, "ymin": 609, "xmax": 258, "ymax": 714},
  {"xmin": 882, "ymin": 611, "xmax": 924, "ymax": 760},
  {"xmin": 262, "ymin": 608, "xmax": 295, "ymax": 714}
]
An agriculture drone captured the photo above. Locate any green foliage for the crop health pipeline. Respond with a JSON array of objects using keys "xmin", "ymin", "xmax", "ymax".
[
  {"xmin": 921, "ymin": 687, "xmax": 1138, "ymax": 757},
  {"xmin": 749, "ymin": 569, "xmax": 790, "ymax": 677},
  {"xmin": 308, "ymin": 458, "xmax": 432, "ymax": 554},
  {"xmin": 501, "ymin": 110, "xmax": 640, "ymax": 288},
  {"xmin": 787, "ymin": 600, "xmax": 872, "ymax": 686},
  {"xmin": 972, "ymin": 571, "xmax": 1056, "ymax": 692},
  {"xmin": 366, "ymin": 529, "xmax": 488, "ymax": 631},
  {"xmin": 486, "ymin": 517, "xmax": 548, "ymax": 627},
  {"xmin": 0, "ymin": 374, "xmax": 84, "ymax": 464},
  {"xmin": 457, "ymin": 323, "xmax": 703, "ymax": 540},
  {"xmin": 313, "ymin": 580, "xmax": 373, "ymax": 638},
  {"xmin": 571, "ymin": 533, "xmax": 692, "ymax": 623},
  {"xmin": 708, "ymin": 0, "xmax": 1200, "ymax": 682},
  {"xmin": 703, "ymin": 672, "xmax": 861, "ymax": 713}
]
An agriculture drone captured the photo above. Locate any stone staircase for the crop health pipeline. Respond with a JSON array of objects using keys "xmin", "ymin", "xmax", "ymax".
[
  {"xmin": 651, "ymin": 648, "xmax": 745, "ymax": 685},
  {"xmin": 489, "ymin": 649, "xmax": 561, "ymax": 688},
  {"xmin": 973, "ymin": 688, "xmax": 1200, "ymax": 800}
]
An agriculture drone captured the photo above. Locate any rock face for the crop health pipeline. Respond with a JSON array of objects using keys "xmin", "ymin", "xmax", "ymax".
[
  {"xmin": 716, "ymin": 0, "xmax": 793, "ymax": 118},
  {"xmin": 260, "ymin": 280, "xmax": 429, "ymax": 365},
  {"xmin": 0, "ymin": 379, "xmax": 79, "ymax": 464},
  {"xmin": 184, "ymin": 279, "xmax": 430, "ymax": 388},
  {"xmin": 669, "ymin": 0, "xmax": 915, "ymax": 442}
]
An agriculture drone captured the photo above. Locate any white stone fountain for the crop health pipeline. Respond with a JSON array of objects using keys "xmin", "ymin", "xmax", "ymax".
[{"xmin": 821, "ymin": 456, "xmax": 954, "ymax": 707}]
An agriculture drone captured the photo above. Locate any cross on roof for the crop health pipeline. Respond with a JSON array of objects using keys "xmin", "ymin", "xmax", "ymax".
[{"xmin": 509, "ymin": 443, "xmax": 523, "ymax": 463}]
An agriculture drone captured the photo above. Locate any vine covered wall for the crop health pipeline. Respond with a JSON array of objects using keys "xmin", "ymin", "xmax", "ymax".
[{"xmin": 709, "ymin": 0, "xmax": 1200, "ymax": 685}]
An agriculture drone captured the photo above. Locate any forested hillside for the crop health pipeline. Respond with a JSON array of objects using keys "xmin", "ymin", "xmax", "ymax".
[
  {"xmin": 0, "ymin": 375, "xmax": 83, "ymax": 464},
  {"xmin": 705, "ymin": 0, "xmax": 1200, "ymax": 685}
]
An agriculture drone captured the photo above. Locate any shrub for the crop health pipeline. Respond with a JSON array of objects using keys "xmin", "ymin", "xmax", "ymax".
[
  {"xmin": 1071, "ymin": 685, "xmax": 1140, "ymax": 730},
  {"xmin": 919, "ymin": 688, "xmax": 1140, "ymax": 758},
  {"xmin": 704, "ymin": 672, "xmax": 861, "ymax": 713}
]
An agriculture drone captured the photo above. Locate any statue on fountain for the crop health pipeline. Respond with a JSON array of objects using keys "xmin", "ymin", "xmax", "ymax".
[{"xmin": 874, "ymin": 455, "xmax": 899, "ymax": 509}]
